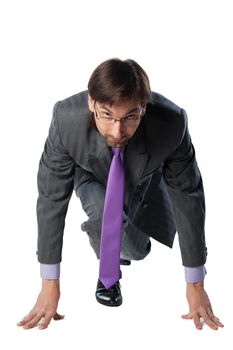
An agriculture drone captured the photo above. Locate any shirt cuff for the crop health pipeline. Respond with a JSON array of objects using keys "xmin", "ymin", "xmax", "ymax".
[
  {"xmin": 40, "ymin": 263, "xmax": 60, "ymax": 279},
  {"xmin": 184, "ymin": 265, "xmax": 207, "ymax": 283}
]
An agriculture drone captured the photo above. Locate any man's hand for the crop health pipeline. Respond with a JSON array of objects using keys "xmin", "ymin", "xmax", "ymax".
[
  {"xmin": 181, "ymin": 281, "xmax": 224, "ymax": 330},
  {"xmin": 17, "ymin": 279, "xmax": 64, "ymax": 330}
]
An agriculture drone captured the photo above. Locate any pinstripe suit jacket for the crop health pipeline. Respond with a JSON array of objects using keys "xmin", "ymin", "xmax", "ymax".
[{"xmin": 36, "ymin": 90, "xmax": 207, "ymax": 267}]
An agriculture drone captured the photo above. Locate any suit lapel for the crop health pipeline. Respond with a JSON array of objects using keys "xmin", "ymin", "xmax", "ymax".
[
  {"xmin": 87, "ymin": 127, "xmax": 112, "ymax": 186},
  {"xmin": 123, "ymin": 123, "xmax": 150, "ymax": 207}
]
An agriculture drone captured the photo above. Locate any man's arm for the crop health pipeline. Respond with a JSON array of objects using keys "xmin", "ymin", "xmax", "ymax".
[
  {"xmin": 163, "ymin": 109, "xmax": 223, "ymax": 330},
  {"xmin": 17, "ymin": 101, "xmax": 75, "ymax": 330},
  {"xmin": 36, "ymin": 101, "xmax": 75, "ymax": 264},
  {"xmin": 163, "ymin": 108, "xmax": 207, "ymax": 267}
]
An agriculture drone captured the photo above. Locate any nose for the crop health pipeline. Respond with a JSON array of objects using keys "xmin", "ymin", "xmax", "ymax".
[{"xmin": 111, "ymin": 121, "xmax": 123, "ymax": 139}]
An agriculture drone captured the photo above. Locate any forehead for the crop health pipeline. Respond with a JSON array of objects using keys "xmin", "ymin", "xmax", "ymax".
[{"xmin": 98, "ymin": 98, "xmax": 141, "ymax": 112}]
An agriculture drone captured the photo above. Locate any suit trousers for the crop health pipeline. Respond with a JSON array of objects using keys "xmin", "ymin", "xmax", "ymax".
[{"xmin": 74, "ymin": 171, "xmax": 151, "ymax": 261}]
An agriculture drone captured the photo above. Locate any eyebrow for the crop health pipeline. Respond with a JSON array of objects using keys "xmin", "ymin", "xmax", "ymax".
[{"xmin": 100, "ymin": 105, "xmax": 140, "ymax": 114}]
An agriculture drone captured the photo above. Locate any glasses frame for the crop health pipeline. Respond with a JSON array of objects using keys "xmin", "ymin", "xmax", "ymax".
[{"xmin": 94, "ymin": 101, "xmax": 143, "ymax": 125}]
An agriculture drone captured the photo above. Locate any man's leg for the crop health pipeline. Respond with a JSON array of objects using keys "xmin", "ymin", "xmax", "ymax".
[{"xmin": 74, "ymin": 171, "xmax": 151, "ymax": 261}]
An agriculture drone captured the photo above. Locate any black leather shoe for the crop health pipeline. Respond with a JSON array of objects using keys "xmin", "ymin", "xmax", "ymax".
[
  {"xmin": 95, "ymin": 278, "xmax": 122, "ymax": 307},
  {"xmin": 120, "ymin": 258, "xmax": 131, "ymax": 265}
]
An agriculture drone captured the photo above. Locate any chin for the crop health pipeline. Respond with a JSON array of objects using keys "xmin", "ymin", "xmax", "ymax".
[{"xmin": 107, "ymin": 140, "xmax": 127, "ymax": 147}]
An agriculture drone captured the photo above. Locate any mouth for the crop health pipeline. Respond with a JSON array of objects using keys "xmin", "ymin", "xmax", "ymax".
[{"xmin": 109, "ymin": 137, "xmax": 126, "ymax": 143}]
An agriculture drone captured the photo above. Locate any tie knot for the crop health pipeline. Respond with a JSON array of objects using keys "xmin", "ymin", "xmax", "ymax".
[{"xmin": 112, "ymin": 147, "xmax": 122, "ymax": 156}]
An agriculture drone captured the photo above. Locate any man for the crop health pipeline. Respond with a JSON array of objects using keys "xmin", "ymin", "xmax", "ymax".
[{"xmin": 17, "ymin": 58, "xmax": 223, "ymax": 331}]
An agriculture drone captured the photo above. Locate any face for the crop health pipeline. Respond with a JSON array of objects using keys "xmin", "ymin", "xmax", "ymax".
[{"xmin": 88, "ymin": 94, "xmax": 145, "ymax": 148}]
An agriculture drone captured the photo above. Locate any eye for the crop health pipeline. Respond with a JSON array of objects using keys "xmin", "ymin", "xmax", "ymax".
[{"xmin": 125, "ymin": 114, "xmax": 136, "ymax": 120}]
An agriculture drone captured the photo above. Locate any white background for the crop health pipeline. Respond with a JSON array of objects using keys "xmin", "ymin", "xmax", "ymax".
[{"xmin": 0, "ymin": 0, "xmax": 232, "ymax": 348}]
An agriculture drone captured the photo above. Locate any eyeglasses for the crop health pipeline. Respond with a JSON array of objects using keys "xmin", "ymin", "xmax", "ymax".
[{"xmin": 94, "ymin": 102, "xmax": 143, "ymax": 125}]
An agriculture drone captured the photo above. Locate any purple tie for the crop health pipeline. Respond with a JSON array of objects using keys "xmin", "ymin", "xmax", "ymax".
[{"xmin": 99, "ymin": 147, "xmax": 125, "ymax": 289}]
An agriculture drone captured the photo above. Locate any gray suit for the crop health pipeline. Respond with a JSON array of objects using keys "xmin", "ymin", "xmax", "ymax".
[{"xmin": 36, "ymin": 90, "xmax": 207, "ymax": 267}]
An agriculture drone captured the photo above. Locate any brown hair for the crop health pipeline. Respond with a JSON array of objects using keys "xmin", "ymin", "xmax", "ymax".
[
  {"xmin": 88, "ymin": 58, "xmax": 151, "ymax": 105},
  {"xmin": 87, "ymin": 58, "xmax": 151, "ymax": 128}
]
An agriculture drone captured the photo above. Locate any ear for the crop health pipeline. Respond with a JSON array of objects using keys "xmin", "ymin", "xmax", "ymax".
[
  {"xmin": 141, "ymin": 106, "xmax": 146, "ymax": 116},
  {"xmin": 140, "ymin": 101, "xmax": 147, "ymax": 116},
  {"xmin": 88, "ymin": 94, "xmax": 95, "ymax": 112}
]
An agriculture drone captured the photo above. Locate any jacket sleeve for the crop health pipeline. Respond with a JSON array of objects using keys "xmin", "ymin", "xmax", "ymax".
[
  {"xmin": 163, "ymin": 108, "xmax": 207, "ymax": 267},
  {"xmin": 36, "ymin": 102, "xmax": 75, "ymax": 264}
]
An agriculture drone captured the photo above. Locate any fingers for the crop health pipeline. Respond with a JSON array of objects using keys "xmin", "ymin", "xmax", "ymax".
[
  {"xmin": 23, "ymin": 314, "xmax": 45, "ymax": 329},
  {"xmin": 38, "ymin": 313, "xmax": 55, "ymax": 330},
  {"xmin": 17, "ymin": 311, "xmax": 44, "ymax": 329},
  {"xmin": 53, "ymin": 312, "xmax": 65, "ymax": 321},
  {"xmin": 181, "ymin": 313, "xmax": 192, "ymax": 319},
  {"xmin": 193, "ymin": 314, "xmax": 203, "ymax": 330},
  {"xmin": 181, "ymin": 310, "xmax": 224, "ymax": 330},
  {"xmin": 39, "ymin": 312, "xmax": 65, "ymax": 329},
  {"xmin": 38, "ymin": 312, "xmax": 65, "ymax": 329},
  {"xmin": 17, "ymin": 311, "xmax": 37, "ymax": 327},
  {"xmin": 17, "ymin": 311, "xmax": 65, "ymax": 330},
  {"xmin": 206, "ymin": 308, "xmax": 224, "ymax": 328},
  {"xmin": 200, "ymin": 310, "xmax": 218, "ymax": 330},
  {"xmin": 181, "ymin": 312, "xmax": 203, "ymax": 329}
]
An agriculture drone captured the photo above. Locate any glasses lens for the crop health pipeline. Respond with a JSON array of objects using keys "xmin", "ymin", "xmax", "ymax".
[
  {"xmin": 124, "ymin": 116, "xmax": 141, "ymax": 125},
  {"xmin": 100, "ymin": 117, "xmax": 115, "ymax": 124},
  {"xmin": 100, "ymin": 117, "xmax": 140, "ymax": 125}
]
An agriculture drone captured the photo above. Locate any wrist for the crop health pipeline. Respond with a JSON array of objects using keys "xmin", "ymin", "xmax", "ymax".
[
  {"xmin": 42, "ymin": 278, "xmax": 60, "ymax": 288},
  {"xmin": 186, "ymin": 281, "xmax": 204, "ymax": 289}
]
